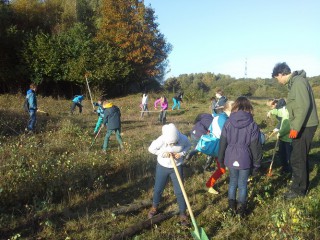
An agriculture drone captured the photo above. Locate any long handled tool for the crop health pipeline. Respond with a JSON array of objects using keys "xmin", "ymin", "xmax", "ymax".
[
  {"xmin": 89, "ymin": 127, "xmax": 102, "ymax": 149},
  {"xmin": 170, "ymin": 155, "xmax": 209, "ymax": 240},
  {"xmin": 267, "ymin": 138, "xmax": 279, "ymax": 177},
  {"xmin": 37, "ymin": 109, "xmax": 49, "ymax": 116},
  {"xmin": 85, "ymin": 73, "xmax": 95, "ymax": 111}
]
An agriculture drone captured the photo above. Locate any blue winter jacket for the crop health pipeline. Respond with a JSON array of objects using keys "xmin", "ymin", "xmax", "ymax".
[
  {"xmin": 103, "ymin": 104, "xmax": 121, "ymax": 130},
  {"xmin": 190, "ymin": 113, "xmax": 213, "ymax": 139},
  {"xmin": 218, "ymin": 110, "xmax": 262, "ymax": 170},
  {"xmin": 26, "ymin": 89, "xmax": 37, "ymax": 110},
  {"xmin": 72, "ymin": 95, "xmax": 84, "ymax": 103}
]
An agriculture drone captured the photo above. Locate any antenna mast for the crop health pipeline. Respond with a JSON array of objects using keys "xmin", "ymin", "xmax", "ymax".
[{"xmin": 244, "ymin": 58, "xmax": 247, "ymax": 79}]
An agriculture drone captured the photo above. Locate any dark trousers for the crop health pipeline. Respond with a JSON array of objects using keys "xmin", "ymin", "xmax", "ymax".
[
  {"xmin": 290, "ymin": 126, "xmax": 317, "ymax": 195},
  {"xmin": 70, "ymin": 102, "xmax": 82, "ymax": 114},
  {"xmin": 278, "ymin": 140, "xmax": 292, "ymax": 172}
]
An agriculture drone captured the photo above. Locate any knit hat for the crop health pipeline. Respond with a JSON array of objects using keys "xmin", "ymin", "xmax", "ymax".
[{"xmin": 162, "ymin": 123, "xmax": 179, "ymax": 144}]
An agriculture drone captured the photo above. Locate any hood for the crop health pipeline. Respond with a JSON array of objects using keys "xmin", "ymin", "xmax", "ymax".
[
  {"xmin": 288, "ymin": 70, "xmax": 306, "ymax": 89},
  {"xmin": 103, "ymin": 102, "xmax": 113, "ymax": 108},
  {"xmin": 229, "ymin": 110, "xmax": 253, "ymax": 129},
  {"xmin": 162, "ymin": 123, "xmax": 180, "ymax": 144}
]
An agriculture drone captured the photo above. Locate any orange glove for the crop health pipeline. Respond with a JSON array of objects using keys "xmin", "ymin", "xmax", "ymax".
[{"xmin": 289, "ymin": 129, "xmax": 298, "ymax": 139}]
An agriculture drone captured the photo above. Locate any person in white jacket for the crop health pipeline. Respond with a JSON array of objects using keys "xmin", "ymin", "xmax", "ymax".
[
  {"xmin": 148, "ymin": 123, "xmax": 191, "ymax": 226},
  {"xmin": 140, "ymin": 93, "xmax": 150, "ymax": 117}
]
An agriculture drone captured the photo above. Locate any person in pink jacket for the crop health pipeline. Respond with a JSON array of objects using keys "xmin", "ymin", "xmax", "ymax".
[{"xmin": 154, "ymin": 96, "xmax": 168, "ymax": 125}]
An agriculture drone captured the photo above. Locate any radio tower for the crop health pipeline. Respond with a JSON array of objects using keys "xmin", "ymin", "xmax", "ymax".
[{"xmin": 244, "ymin": 58, "xmax": 247, "ymax": 79}]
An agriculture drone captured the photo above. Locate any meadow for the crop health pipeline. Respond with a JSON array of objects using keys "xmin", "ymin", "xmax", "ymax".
[{"xmin": 0, "ymin": 93, "xmax": 320, "ymax": 240}]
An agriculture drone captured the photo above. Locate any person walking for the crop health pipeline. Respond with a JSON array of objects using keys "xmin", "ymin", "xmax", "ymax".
[
  {"xmin": 25, "ymin": 83, "xmax": 38, "ymax": 134},
  {"xmin": 70, "ymin": 95, "xmax": 84, "ymax": 114},
  {"xmin": 272, "ymin": 62, "xmax": 319, "ymax": 199},
  {"xmin": 148, "ymin": 123, "xmax": 191, "ymax": 226},
  {"xmin": 218, "ymin": 96, "xmax": 262, "ymax": 216},
  {"xmin": 101, "ymin": 101, "xmax": 124, "ymax": 152}
]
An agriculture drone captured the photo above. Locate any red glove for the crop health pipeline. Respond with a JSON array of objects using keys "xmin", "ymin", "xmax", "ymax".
[{"xmin": 289, "ymin": 129, "xmax": 298, "ymax": 139}]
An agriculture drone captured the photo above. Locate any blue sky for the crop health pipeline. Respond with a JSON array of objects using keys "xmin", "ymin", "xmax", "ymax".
[{"xmin": 144, "ymin": 0, "xmax": 320, "ymax": 79}]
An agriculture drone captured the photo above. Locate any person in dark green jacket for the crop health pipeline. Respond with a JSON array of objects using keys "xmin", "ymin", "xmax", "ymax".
[{"xmin": 272, "ymin": 62, "xmax": 319, "ymax": 199}]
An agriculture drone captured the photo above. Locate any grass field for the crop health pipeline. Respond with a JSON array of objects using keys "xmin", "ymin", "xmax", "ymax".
[{"xmin": 0, "ymin": 93, "xmax": 320, "ymax": 240}]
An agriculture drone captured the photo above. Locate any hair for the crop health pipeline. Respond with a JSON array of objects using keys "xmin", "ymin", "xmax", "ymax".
[
  {"xmin": 231, "ymin": 96, "xmax": 253, "ymax": 113},
  {"xmin": 223, "ymin": 100, "xmax": 234, "ymax": 112},
  {"xmin": 210, "ymin": 96, "xmax": 216, "ymax": 101},
  {"xmin": 30, "ymin": 83, "xmax": 37, "ymax": 89},
  {"xmin": 99, "ymin": 96, "xmax": 106, "ymax": 102},
  {"xmin": 266, "ymin": 98, "xmax": 278, "ymax": 107},
  {"xmin": 272, "ymin": 62, "xmax": 291, "ymax": 78},
  {"xmin": 215, "ymin": 89, "xmax": 224, "ymax": 95}
]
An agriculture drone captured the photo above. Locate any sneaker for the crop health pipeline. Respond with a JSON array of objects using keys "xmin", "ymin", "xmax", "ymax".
[
  {"xmin": 148, "ymin": 207, "xmax": 158, "ymax": 219},
  {"xmin": 179, "ymin": 214, "xmax": 190, "ymax": 227},
  {"xmin": 208, "ymin": 187, "xmax": 219, "ymax": 194}
]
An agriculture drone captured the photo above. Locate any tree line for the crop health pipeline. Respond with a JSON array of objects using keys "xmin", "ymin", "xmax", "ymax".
[{"xmin": 0, "ymin": 0, "xmax": 170, "ymax": 97}]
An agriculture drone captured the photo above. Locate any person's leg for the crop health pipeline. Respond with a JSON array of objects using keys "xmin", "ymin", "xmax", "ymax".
[
  {"xmin": 70, "ymin": 102, "xmax": 76, "ymax": 114},
  {"xmin": 237, "ymin": 169, "xmax": 250, "ymax": 204},
  {"xmin": 145, "ymin": 104, "xmax": 150, "ymax": 116},
  {"xmin": 228, "ymin": 168, "xmax": 238, "ymax": 201},
  {"xmin": 28, "ymin": 110, "xmax": 37, "ymax": 131},
  {"xmin": 279, "ymin": 140, "xmax": 290, "ymax": 172},
  {"xmin": 170, "ymin": 165, "xmax": 186, "ymax": 215},
  {"xmin": 172, "ymin": 98, "xmax": 177, "ymax": 110},
  {"xmin": 177, "ymin": 101, "xmax": 181, "ymax": 110},
  {"xmin": 94, "ymin": 117, "xmax": 103, "ymax": 134},
  {"xmin": 115, "ymin": 128, "xmax": 124, "ymax": 149},
  {"xmin": 102, "ymin": 129, "xmax": 113, "ymax": 151},
  {"xmin": 161, "ymin": 110, "xmax": 167, "ymax": 125},
  {"xmin": 77, "ymin": 103, "xmax": 82, "ymax": 113},
  {"xmin": 153, "ymin": 163, "xmax": 169, "ymax": 208}
]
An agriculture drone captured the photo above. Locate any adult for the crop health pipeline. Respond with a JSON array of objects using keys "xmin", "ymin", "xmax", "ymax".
[
  {"xmin": 272, "ymin": 62, "xmax": 319, "ymax": 199},
  {"xmin": 25, "ymin": 83, "xmax": 38, "ymax": 134}
]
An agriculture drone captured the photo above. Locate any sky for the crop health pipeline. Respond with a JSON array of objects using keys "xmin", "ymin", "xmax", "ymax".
[{"xmin": 144, "ymin": 0, "xmax": 320, "ymax": 79}]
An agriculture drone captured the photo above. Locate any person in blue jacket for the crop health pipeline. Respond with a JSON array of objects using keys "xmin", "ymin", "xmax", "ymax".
[
  {"xmin": 93, "ymin": 97, "xmax": 106, "ymax": 134},
  {"xmin": 25, "ymin": 83, "xmax": 38, "ymax": 133},
  {"xmin": 70, "ymin": 95, "xmax": 84, "ymax": 114}
]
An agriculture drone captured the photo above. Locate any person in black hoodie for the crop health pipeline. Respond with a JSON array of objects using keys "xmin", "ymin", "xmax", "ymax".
[{"xmin": 101, "ymin": 101, "xmax": 124, "ymax": 152}]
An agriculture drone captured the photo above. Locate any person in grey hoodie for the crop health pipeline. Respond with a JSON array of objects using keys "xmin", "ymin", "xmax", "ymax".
[
  {"xmin": 148, "ymin": 123, "xmax": 191, "ymax": 226},
  {"xmin": 218, "ymin": 96, "xmax": 262, "ymax": 216},
  {"xmin": 272, "ymin": 62, "xmax": 318, "ymax": 199}
]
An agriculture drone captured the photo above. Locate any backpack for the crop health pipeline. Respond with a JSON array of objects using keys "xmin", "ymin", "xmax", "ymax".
[
  {"xmin": 23, "ymin": 98, "xmax": 29, "ymax": 112},
  {"xmin": 196, "ymin": 134, "xmax": 220, "ymax": 156}
]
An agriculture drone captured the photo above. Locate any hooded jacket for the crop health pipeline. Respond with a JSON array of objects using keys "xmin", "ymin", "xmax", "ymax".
[
  {"xmin": 218, "ymin": 110, "xmax": 262, "ymax": 170},
  {"xmin": 286, "ymin": 70, "xmax": 319, "ymax": 131},
  {"xmin": 269, "ymin": 107, "xmax": 291, "ymax": 143},
  {"xmin": 190, "ymin": 113, "xmax": 213, "ymax": 139},
  {"xmin": 26, "ymin": 89, "xmax": 37, "ymax": 110},
  {"xmin": 148, "ymin": 123, "xmax": 191, "ymax": 168},
  {"xmin": 154, "ymin": 98, "xmax": 168, "ymax": 110},
  {"xmin": 102, "ymin": 102, "xmax": 121, "ymax": 130},
  {"xmin": 72, "ymin": 95, "xmax": 84, "ymax": 103}
]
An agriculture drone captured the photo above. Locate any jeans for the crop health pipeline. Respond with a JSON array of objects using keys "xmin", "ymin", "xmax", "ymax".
[
  {"xmin": 172, "ymin": 98, "xmax": 180, "ymax": 110},
  {"xmin": 70, "ymin": 102, "xmax": 82, "ymax": 114},
  {"xmin": 27, "ymin": 109, "xmax": 37, "ymax": 131},
  {"xmin": 278, "ymin": 140, "xmax": 292, "ymax": 172},
  {"xmin": 94, "ymin": 117, "xmax": 103, "ymax": 133},
  {"xmin": 290, "ymin": 126, "xmax": 317, "ymax": 195},
  {"xmin": 153, "ymin": 163, "xmax": 186, "ymax": 214},
  {"xmin": 102, "ymin": 128, "xmax": 123, "ymax": 150},
  {"xmin": 158, "ymin": 110, "xmax": 166, "ymax": 125},
  {"xmin": 140, "ymin": 104, "xmax": 149, "ymax": 117},
  {"xmin": 228, "ymin": 168, "xmax": 250, "ymax": 203}
]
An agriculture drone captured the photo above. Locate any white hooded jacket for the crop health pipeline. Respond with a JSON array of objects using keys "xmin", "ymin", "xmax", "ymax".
[{"xmin": 148, "ymin": 124, "xmax": 191, "ymax": 168}]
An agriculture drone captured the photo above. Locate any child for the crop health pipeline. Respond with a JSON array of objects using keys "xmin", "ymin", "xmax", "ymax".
[
  {"xmin": 172, "ymin": 91, "xmax": 183, "ymax": 110},
  {"xmin": 267, "ymin": 98, "xmax": 286, "ymax": 131},
  {"xmin": 101, "ymin": 101, "xmax": 124, "ymax": 152},
  {"xmin": 218, "ymin": 96, "xmax": 262, "ymax": 216},
  {"xmin": 148, "ymin": 123, "xmax": 191, "ymax": 226},
  {"xmin": 70, "ymin": 95, "xmax": 84, "ymax": 114},
  {"xmin": 154, "ymin": 96, "xmax": 168, "ymax": 125},
  {"xmin": 140, "ymin": 93, "xmax": 150, "ymax": 118},
  {"xmin": 267, "ymin": 102, "xmax": 292, "ymax": 174},
  {"xmin": 25, "ymin": 83, "xmax": 38, "ymax": 133},
  {"xmin": 214, "ymin": 89, "xmax": 228, "ymax": 111},
  {"xmin": 205, "ymin": 100, "xmax": 234, "ymax": 194},
  {"xmin": 210, "ymin": 96, "xmax": 217, "ymax": 114},
  {"xmin": 93, "ymin": 97, "xmax": 106, "ymax": 134}
]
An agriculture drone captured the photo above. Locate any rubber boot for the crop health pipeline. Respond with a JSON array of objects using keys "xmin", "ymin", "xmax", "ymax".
[
  {"xmin": 237, "ymin": 202, "xmax": 247, "ymax": 217},
  {"xmin": 228, "ymin": 199, "xmax": 236, "ymax": 216}
]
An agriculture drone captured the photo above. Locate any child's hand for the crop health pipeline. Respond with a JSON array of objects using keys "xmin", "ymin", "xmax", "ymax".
[{"xmin": 172, "ymin": 153, "xmax": 181, "ymax": 159}]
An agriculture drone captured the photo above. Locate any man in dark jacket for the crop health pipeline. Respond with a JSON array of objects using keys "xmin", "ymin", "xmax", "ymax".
[
  {"xmin": 272, "ymin": 62, "xmax": 319, "ymax": 199},
  {"xmin": 101, "ymin": 101, "xmax": 124, "ymax": 152}
]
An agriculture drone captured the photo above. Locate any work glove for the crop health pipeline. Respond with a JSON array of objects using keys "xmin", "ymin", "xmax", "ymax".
[
  {"xmin": 267, "ymin": 111, "xmax": 271, "ymax": 118},
  {"xmin": 273, "ymin": 128, "xmax": 279, "ymax": 133},
  {"xmin": 289, "ymin": 129, "xmax": 298, "ymax": 139},
  {"xmin": 276, "ymin": 133, "xmax": 280, "ymax": 139},
  {"xmin": 162, "ymin": 152, "xmax": 171, "ymax": 158}
]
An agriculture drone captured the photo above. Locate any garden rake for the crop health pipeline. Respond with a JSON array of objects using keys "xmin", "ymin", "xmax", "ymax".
[
  {"xmin": 89, "ymin": 127, "xmax": 102, "ymax": 149},
  {"xmin": 267, "ymin": 138, "xmax": 279, "ymax": 177},
  {"xmin": 169, "ymin": 155, "xmax": 209, "ymax": 240}
]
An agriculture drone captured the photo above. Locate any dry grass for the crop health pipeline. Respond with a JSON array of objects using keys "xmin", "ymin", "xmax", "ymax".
[{"xmin": 0, "ymin": 94, "xmax": 320, "ymax": 240}]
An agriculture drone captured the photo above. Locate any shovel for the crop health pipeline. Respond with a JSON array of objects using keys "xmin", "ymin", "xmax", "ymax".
[
  {"xmin": 267, "ymin": 138, "xmax": 279, "ymax": 177},
  {"xmin": 170, "ymin": 155, "xmax": 209, "ymax": 240}
]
